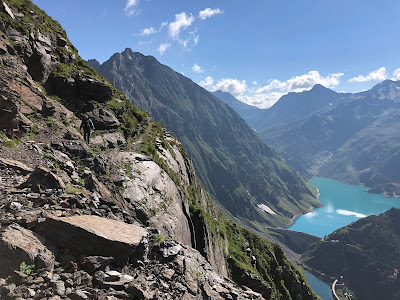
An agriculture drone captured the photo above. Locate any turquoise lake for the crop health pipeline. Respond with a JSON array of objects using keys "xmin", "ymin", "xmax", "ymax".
[
  {"xmin": 289, "ymin": 177, "xmax": 400, "ymax": 237},
  {"xmin": 290, "ymin": 177, "xmax": 400, "ymax": 299}
]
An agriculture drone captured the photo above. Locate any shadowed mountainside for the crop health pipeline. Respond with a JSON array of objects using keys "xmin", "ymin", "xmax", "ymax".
[{"xmin": 89, "ymin": 51, "xmax": 320, "ymax": 230}]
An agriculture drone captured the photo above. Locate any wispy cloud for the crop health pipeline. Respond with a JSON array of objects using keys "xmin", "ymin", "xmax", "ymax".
[
  {"xmin": 124, "ymin": 0, "xmax": 141, "ymax": 16},
  {"xmin": 349, "ymin": 67, "xmax": 387, "ymax": 82},
  {"xmin": 160, "ymin": 21, "xmax": 168, "ymax": 31},
  {"xmin": 168, "ymin": 12, "xmax": 195, "ymax": 40},
  {"xmin": 199, "ymin": 76, "xmax": 214, "ymax": 89},
  {"xmin": 192, "ymin": 63, "xmax": 204, "ymax": 73},
  {"xmin": 158, "ymin": 43, "xmax": 170, "ymax": 55},
  {"xmin": 141, "ymin": 27, "xmax": 156, "ymax": 36},
  {"xmin": 391, "ymin": 68, "xmax": 400, "ymax": 81},
  {"xmin": 198, "ymin": 8, "xmax": 223, "ymax": 20},
  {"xmin": 141, "ymin": 7, "xmax": 223, "ymax": 54}
]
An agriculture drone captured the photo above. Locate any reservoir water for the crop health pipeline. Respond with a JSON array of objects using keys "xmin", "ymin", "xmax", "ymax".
[
  {"xmin": 305, "ymin": 273, "xmax": 334, "ymax": 300},
  {"xmin": 289, "ymin": 177, "xmax": 400, "ymax": 237},
  {"xmin": 290, "ymin": 177, "xmax": 400, "ymax": 299}
]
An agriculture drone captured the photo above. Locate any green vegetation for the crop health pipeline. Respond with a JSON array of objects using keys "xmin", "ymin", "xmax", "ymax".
[
  {"xmin": 1, "ymin": 137, "xmax": 20, "ymax": 148},
  {"xmin": 153, "ymin": 234, "xmax": 166, "ymax": 244},
  {"xmin": 19, "ymin": 262, "xmax": 34, "ymax": 275},
  {"xmin": 46, "ymin": 117, "xmax": 59, "ymax": 130},
  {"xmin": 65, "ymin": 184, "xmax": 84, "ymax": 195}
]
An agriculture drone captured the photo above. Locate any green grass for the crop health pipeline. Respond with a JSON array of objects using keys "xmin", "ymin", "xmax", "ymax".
[
  {"xmin": 2, "ymin": 138, "xmax": 20, "ymax": 148},
  {"xmin": 65, "ymin": 184, "xmax": 84, "ymax": 195},
  {"xmin": 46, "ymin": 117, "xmax": 59, "ymax": 130}
]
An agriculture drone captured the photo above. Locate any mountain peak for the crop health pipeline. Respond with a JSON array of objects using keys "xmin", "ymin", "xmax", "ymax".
[{"xmin": 309, "ymin": 84, "xmax": 336, "ymax": 94}]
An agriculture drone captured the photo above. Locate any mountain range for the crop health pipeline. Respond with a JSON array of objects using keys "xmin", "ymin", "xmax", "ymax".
[
  {"xmin": 214, "ymin": 81, "xmax": 400, "ymax": 197},
  {"xmin": 88, "ymin": 50, "xmax": 320, "ymax": 229}
]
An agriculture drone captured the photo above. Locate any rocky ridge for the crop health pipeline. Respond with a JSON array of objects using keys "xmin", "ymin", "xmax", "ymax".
[{"xmin": 0, "ymin": 1, "xmax": 319, "ymax": 299}]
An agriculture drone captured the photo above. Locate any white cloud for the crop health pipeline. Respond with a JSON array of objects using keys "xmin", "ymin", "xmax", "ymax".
[
  {"xmin": 229, "ymin": 70, "xmax": 345, "ymax": 109},
  {"xmin": 238, "ymin": 92, "xmax": 286, "ymax": 109},
  {"xmin": 141, "ymin": 27, "xmax": 156, "ymax": 36},
  {"xmin": 199, "ymin": 76, "xmax": 214, "ymax": 90},
  {"xmin": 198, "ymin": 8, "xmax": 223, "ymax": 20},
  {"xmin": 212, "ymin": 78, "xmax": 247, "ymax": 96},
  {"xmin": 192, "ymin": 63, "xmax": 204, "ymax": 73},
  {"xmin": 257, "ymin": 71, "xmax": 344, "ymax": 94},
  {"xmin": 392, "ymin": 68, "xmax": 400, "ymax": 80},
  {"xmin": 177, "ymin": 29, "xmax": 199, "ymax": 49},
  {"xmin": 124, "ymin": 0, "xmax": 141, "ymax": 16},
  {"xmin": 168, "ymin": 12, "xmax": 195, "ymax": 39},
  {"xmin": 158, "ymin": 43, "xmax": 170, "ymax": 55},
  {"xmin": 349, "ymin": 67, "xmax": 387, "ymax": 82}
]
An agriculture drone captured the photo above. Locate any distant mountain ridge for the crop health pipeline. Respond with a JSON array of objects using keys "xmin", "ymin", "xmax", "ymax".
[
  {"xmin": 258, "ymin": 80, "xmax": 400, "ymax": 196},
  {"xmin": 89, "ymin": 49, "xmax": 320, "ymax": 229},
  {"xmin": 212, "ymin": 84, "xmax": 348, "ymax": 132}
]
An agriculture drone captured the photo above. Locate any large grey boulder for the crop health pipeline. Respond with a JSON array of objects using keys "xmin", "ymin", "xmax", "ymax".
[
  {"xmin": 85, "ymin": 104, "xmax": 120, "ymax": 130},
  {"xmin": 34, "ymin": 215, "xmax": 148, "ymax": 266},
  {"xmin": 0, "ymin": 223, "xmax": 55, "ymax": 276}
]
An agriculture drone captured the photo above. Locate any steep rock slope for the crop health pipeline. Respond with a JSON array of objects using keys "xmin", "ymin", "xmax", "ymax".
[
  {"xmin": 0, "ymin": 1, "xmax": 319, "ymax": 299},
  {"xmin": 301, "ymin": 208, "xmax": 400, "ymax": 300},
  {"xmin": 261, "ymin": 80, "xmax": 400, "ymax": 195},
  {"xmin": 89, "ymin": 50, "xmax": 319, "ymax": 229}
]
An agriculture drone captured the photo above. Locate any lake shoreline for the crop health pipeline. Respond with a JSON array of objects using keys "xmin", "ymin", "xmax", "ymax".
[{"xmin": 288, "ymin": 177, "xmax": 400, "ymax": 237}]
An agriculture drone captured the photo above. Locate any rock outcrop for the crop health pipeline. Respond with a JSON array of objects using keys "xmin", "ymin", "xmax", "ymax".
[
  {"xmin": 0, "ymin": 223, "xmax": 54, "ymax": 276},
  {"xmin": 34, "ymin": 215, "xmax": 148, "ymax": 266}
]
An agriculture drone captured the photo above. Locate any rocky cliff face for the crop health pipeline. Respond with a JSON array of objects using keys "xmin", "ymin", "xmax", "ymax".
[{"xmin": 0, "ymin": 1, "xmax": 319, "ymax": 299}]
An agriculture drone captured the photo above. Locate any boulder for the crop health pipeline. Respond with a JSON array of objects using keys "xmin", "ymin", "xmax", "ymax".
[
  {"xmin": 34, "ymin": 215, "xmax": 148, "ymax": 266},
  {"xmin": 84, "ymin": 173, "xmax": 113, "ymax": 199},
  {"xmin": 26, "ymin": 41, "xmax": 52, "ymax": 83},
  {"xmin": 1, "ymin": 1, "xmax": 15, "ymax": 19},
  {"xmin": 51, "ymin": 141, "xmax": 91, "ymax": 159},
  {"xmin": 80, "ymin": 256, "xmax": 114, "ymax": 275},
  {"xmin": 85, "ymin": 104, "xmax": 120, "ymax": 130},
  {"xmin": 91, "ymin": 132, "xmax": 126, "ymax": 149},
  {"xmin": 0, "ymin": 223, "xmax": 55, "ymax": 276},
  {"xmin": 0, "ymin": 157, "xmax": 32, "ymax": 174},
  {"xmin": 19, "ymin": 166, "xmax": 65, "ymax": 192}
]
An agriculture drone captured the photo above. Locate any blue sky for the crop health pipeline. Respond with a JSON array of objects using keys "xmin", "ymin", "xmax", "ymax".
[{"xmin": 33, "ymin": 0, "xmax": 400, "ymax": 108}]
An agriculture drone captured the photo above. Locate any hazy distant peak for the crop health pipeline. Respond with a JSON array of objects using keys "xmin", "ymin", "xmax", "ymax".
[{"xmin": 87, "ymin": 59, "xmax": 100, "ymax": 72}]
